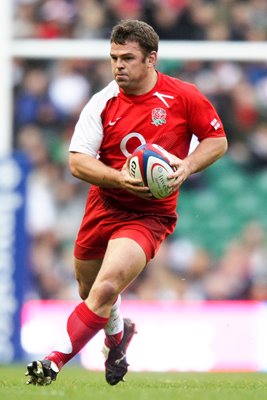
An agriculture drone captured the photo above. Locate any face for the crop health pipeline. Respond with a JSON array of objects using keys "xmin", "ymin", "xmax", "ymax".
[{"xmin": 110, "ymin": 41, "xmax": 157, "ymax": 95}]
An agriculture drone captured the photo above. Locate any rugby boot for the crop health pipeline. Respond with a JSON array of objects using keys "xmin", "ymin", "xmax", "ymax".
[
  {"xmin": 103, "ymin": 318, "xmax": 137, "ymax": 385},
  {"xmin": 25, "ymin": 359, "xmax": 58, "ymax": 386}
]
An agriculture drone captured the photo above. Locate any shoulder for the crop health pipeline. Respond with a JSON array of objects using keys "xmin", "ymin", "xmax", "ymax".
[
  {"xmin": 159, "ymin": 72, "xmax": 205, "ymax": 99},
  {"xmin": 93, "ymin": 80, "xmax": 120, "ymax": 101}
]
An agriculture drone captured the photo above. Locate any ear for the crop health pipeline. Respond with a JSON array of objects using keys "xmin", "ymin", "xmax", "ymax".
[{"xmin": 147, "ymin": 51, "xmax": 158, "ymax": 67}]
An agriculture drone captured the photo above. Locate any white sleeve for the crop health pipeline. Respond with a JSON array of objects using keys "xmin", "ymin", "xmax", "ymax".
[{"xmin": 69, "ymin": 94, "xmax": 103, "ymax": 157}]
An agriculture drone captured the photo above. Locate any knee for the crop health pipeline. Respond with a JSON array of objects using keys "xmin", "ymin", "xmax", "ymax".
[{"xmin": 90, "ymin": 280, "xmax": 119, "ymax": 308}]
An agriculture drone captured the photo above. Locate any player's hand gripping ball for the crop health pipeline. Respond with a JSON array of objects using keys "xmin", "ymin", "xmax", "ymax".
[{"xmin": 128, "ymin": 143, "xmax": 175, "ymax": 199}]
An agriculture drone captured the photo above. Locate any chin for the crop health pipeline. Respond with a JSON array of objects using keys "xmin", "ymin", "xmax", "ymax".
[{"xmin": 117, "ymin": 81, "xmax": 129, "ymax": 89}]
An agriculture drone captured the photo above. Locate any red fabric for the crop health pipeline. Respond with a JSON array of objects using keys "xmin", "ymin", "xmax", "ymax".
[
  {"xmin": 104, "ymin": 331, "xmax": 124, "ymax": 349},
  {"xmin": 70, "ymin": 71, "xmax": 226, "ymax": 215},
  {"xmin": 74, "ymin": 186, "xmax": 177, "ymax": 262},
  {"xmin": 45, "ymin": 302, "xmax": 108, "ymax": 369}
]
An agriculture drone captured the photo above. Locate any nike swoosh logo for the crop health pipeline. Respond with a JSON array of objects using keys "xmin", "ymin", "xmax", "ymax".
[{"xmin": 109, "ymin": 117, "xmax": 122, "ymax": 126}]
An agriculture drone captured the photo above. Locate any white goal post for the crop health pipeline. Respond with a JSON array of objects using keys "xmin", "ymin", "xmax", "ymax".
[
  {"xmin": 1, "ymin": 0, "xmax": 267, "ymax": 156},
  {"xmin": 10, "ymin": 38, "xmax": 267, "ymax": 61}
]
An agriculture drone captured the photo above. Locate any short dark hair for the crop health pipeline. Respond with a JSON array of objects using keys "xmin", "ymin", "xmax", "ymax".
[{"xmin": 110, "ymin": 20, "xmax": 159, "ymax": 56}]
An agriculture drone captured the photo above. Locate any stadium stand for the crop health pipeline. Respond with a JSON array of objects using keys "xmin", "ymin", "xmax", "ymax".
[{"xmin": 12, "ymin": 0, "xmax": 267, "ymax": 302}]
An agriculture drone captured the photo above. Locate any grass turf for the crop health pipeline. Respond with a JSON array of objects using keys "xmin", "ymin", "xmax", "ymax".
[{"xmin": 0, "ymin": 365, "xmax": 266, "ymax": 400}]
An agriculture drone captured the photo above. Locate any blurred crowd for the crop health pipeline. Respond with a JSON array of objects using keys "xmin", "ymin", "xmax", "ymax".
[
  {"xmin": 12, "ymin": 0, "xmax": 267, "ymax": 302},
  {"xmin": 13, "ymin": 0, "xmax": 267, "ymax": 41}
]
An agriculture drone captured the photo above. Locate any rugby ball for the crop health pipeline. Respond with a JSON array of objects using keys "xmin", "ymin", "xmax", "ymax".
[{"xmin": 129, "ymin": 143, "xmax": 175, "ymax": 199}]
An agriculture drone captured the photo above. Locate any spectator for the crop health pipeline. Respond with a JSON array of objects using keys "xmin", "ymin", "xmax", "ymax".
[
  {"xmin": 13, "ymin": 0, "xmax": 38, "ymax": 38},
  {"xmin": 36, "ymin": 0, "xmax": 78, "ymax": 39},
  {"xmin": 247, "ymin": 122, "xmax": 267, "ymax": 169},
  {"xmin": 14, "ymin": 67, "xmax": 62, "ymax": 133},
  {"xmin": 48, "ymin": 60, "xmax": 91, "ymax": 117},
  {"xmin": 74, "ymin": 0, "xmax": 108, "ymax": 38}
]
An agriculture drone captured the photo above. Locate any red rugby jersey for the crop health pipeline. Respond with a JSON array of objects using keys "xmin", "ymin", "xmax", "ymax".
[{"xmin": 69, "ymin": 71, "xmax": 226, "ymax": 215}]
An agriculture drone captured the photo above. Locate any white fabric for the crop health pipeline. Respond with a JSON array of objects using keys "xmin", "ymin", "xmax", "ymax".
[
  {"xmin": 104, "ymin": 295, "xmax": 124, "ymax": 335},
  {"xmin": 69, "ymin": 80, "xmax": 119, "ymax": 157}
]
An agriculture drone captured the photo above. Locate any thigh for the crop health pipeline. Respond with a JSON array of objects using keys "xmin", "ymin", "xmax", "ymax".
[
  {"xmin": 74, "ymin": 257, "xmax": 102, "ymax": 300},
  {"xmin": 101, "ymin": 237, "xmax": 147, "ymax": 291},
  {"xmin": 87, "ymin": 237, "xmax": 147, "ymax": 314}
]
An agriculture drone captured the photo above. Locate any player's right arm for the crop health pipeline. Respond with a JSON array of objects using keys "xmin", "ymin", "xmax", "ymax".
[{"xmin": 69, "ymin": 152, "xmax": 152, "ymax": 198}]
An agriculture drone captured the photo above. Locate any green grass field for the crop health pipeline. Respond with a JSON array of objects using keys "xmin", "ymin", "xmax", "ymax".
[{"xmin": 0, "ymin": 365, "xmax": 266, "ymax": 400}]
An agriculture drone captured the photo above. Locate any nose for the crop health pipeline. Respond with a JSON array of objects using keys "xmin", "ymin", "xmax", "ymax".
[{"xmin": 116, "ymin": 58, "xmax": 124, "ymax": 69}]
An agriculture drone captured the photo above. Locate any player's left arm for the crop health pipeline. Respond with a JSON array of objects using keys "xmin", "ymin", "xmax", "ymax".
[
  {"xmin": 168, "ymin": 84, "xmax": 228, "ymax": 192},
  {"xmin": 168, "ymin": 136, "xmax": 228, "ymax": 191}
]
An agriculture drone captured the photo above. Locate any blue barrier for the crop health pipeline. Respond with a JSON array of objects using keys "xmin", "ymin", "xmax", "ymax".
[{"xmin": 0, "ymin": 152, "xmax": 30, "ymax": 362}]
